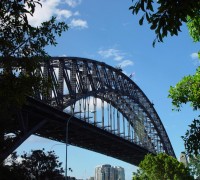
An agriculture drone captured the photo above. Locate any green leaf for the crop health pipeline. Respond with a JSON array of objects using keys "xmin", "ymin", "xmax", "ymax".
[
  {"xmin": 141, "ymin": 0, "xmax": 145, "ymax": 11},
  {"xmin": 147, "ymin": 0, "xmax": 154, "ymax": 11},
  {"xmin": 134, "ymin": 153, "xmax": 192, "ymax": 180},
  {"xmin": 130, "ymin": 0, "xmax": 200, "ymax": 45},
  {"xmin": 146, "ymin": 12, "xmax": 150, "ymax": 22},
  {"xmin": 139, "ymin": 16, "xmax": 144, "ymax": 25},
  {"xmin": 150, "ymin": 23, "xmax": 157, "ymax": 30}
]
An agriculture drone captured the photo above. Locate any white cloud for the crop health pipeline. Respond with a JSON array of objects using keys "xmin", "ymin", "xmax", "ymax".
[
  {"xmin": 74, "ymin": 11, "xmax": 80, "ymax": 16},
  {"xmin": 190, "ymin": 52, "xmax": 199, "ymax": 59},
  {"xmin": 190, "ymin": 52, "xmax": 200, "ymax": 66},
  {"xmin": 65, "ymin": 97, "xmax": 107, "ymax": 114},
  {"xmin": 98, "ymin": 48, "xmax": 124, "ymax": 61},
  {"xmin": 98, "ymin": 48, "xmax": 134, "ymax": 70},
  {"xmin": 114, "ymin": 55, "xmax": 123, "ymax": 61},
  {"xmin": 27, "ymin": 0, "xmax": 61, "ymax": 26},
  {"xmin": 5, "ymin": 155, "xmax": 23, "ymax": 165},
  {"xmin": 118, "ymin": 60, "xmax": 134, "ymax": 68},
  {"xmin": 61, "ymin": 54, "xmax": 67, "ymax": 57},
  {"xmin": 70, "ymin": 18, "xmax": 88, "ymax": 29},
  {"xmin": 64, "ymin": 0, "xmax": 81, "ymax": 7},
  {"xmin": 55, "ymin": 9, "xmax": 73, "ymax": 20},
  {"xmin": 26, "ymin": 0, "xmax": 84, "ymax": 27}
]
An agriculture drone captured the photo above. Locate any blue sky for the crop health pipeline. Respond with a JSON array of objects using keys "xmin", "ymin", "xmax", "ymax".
[{"xmin": 17, "ymin": 0, "xmax": 200, "ymax": 179}]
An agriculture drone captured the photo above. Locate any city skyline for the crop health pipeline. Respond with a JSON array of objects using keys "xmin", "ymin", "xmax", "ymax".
[
  {"xmin": 95, "ymin": 164, "xmax": 125, "ymax": 180},
  {"xmin": 16, "ymin": 0, "xmax": 199, "ymax": 179}
]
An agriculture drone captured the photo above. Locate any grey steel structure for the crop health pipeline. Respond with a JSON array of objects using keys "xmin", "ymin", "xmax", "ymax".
[{"xmin": 1, "ymin": 57, "xmax": 175, "ymax": 165}]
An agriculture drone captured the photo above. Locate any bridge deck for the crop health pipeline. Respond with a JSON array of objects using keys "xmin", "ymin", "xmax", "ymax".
[{"xmin": 26, "ymin": 97, "xmax": 151, "ymax": 166}]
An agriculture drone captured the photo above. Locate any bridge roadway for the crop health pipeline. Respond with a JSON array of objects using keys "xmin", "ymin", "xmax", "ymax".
[
  {"xmin": 1, "ymin": 57, "xmax": 176, "ymax": 164},
  {"xmin": 25, "ymin": 97, "xmax": 151, "ymax": 166}
]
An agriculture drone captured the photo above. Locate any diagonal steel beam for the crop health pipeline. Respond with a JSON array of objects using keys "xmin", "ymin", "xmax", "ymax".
[{"xmin": 0, "ymin": 117, "xmax": 47, "ymax": 163}]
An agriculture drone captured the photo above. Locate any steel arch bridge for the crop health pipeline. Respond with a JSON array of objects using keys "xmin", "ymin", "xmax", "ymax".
[{"xmin": 1, "ymin": 57, "xmax": 175, "ymax": 165}]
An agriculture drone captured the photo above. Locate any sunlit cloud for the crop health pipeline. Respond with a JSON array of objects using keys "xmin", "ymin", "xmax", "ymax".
[
  {"xmin": 74, "ymin": 11, "xmax": 80, "ymax": 16},
  {"xmin": 55, "ymin": 9, "xmax": 73, "ymax": 20},
  {"xmin": 26, "ymin": 0, "xmax": 86, "ymax": 29},
  {"xmin": 61, "ymin": 54, "xmax": 67, "ymax": 57},
  {"xmin": 70, "ymin": 19, "xmax": 88, "ymax": 29},
  {"xmin": 98, "ymin": 48, "xmax": 134, "ymax": 72},
  {"xmin": 27, "ymin": 0, "xmax": 60, "ymax": 26},
  {"xmin": 190, "ymin": 52, "xmax": 199, "ymax": 59},
  {"xmin": 65, "ymin": 97, "xmax": 107, "ymax": 113},
  {"xmin": 98, "ymin": 48, "xmax": 124, "ymax": 61},
  {"xmin": 118, "ymin": 60, "xmax": 134, "ymax": 68},
  {"xmin": 64, "ymin": 0, "xmax": 82, "ymax": 7},
  {"xmin": 5, "ymin": 155, "xmax": 23, "ymax": 165},
  {"xmin": 190, "ymin": 52, "xmax": 200, "ymax": 66}
]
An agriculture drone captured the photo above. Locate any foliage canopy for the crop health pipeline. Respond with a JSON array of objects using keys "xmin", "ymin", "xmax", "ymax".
[
  {"xmin": 1, "ymin": 149, "xmax": 64, "ymax": 180},
  {"xmin": 169, "ymin": 67, "xmax": 200, "ymax": 155},
  {"xmin": 169, "ymin": 67, "xmax": 200, "ymax": 111},
  {"xmin": 129, "ymin": 0, "xmax": 200, "ymax": 46},
  {"xmin": 182, "ymin": 118, "xmax": 200, "ymax": 155},
  {"xmin": 132, "ymin": 153, "xmax": 193, "ymax": 180},
  {"xmin": 189, "ymin": 154, "xmax": 200, "ymax": 179},
  {"xmin": 0, "ymin": 0, "xmax": 68, "ymax": 121},
  {"xmin": 187, "ymin": 16, "xmax": 200, "ymax": 43},
  {"xmin": 130, "ymin": 0, "xmax": 200, "ymax": 156},
  {"xmin": 0, "ymin": 0, "xmax": 68, "ymax": 161}
]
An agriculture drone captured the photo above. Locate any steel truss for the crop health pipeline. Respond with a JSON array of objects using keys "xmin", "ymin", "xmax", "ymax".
[
  {"xmin": 37, "ymin": 57, "xmax": 175, "ymax": 157},
  {"xmin": 1, "ymin": 57, "xmax": 176, "ymax": 163}
]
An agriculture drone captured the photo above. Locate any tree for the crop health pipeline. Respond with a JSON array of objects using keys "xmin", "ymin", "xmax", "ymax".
[
  {"xmin": 169, "ymin": 67, "xmax": 200, "ymax": 111},
  {"xmin": 129, "ymin": 0, "xmax": 200, "ymax": 156},
  {"xmin": 182, "ymin": 118, "xmax": 200, "ymax": 155},
  {"xmin": 0, "ymin": 0, "xmax": 68, "ymax": 120},
  {"xmin": 0, "ymin": 0, "xmax": 68, "ymax": 158},
  {"xmin": 187, "ymin": 15, "xmax": 200, "ymax": 44},
  {"xmin": 129, "ymin": 0, "xmax": 200, "ymax": 46},
  {"xmin": 189, "ymin": 154, "xmax": 200, "ymax": 179},
  {"xmin": 0, "ymin": 149, "xmax": 65, "ymax": 180},
  {"xmin": 132, "ymin": 153, "xmax": 193, "ymax": 180},
  {"xmin": 168, "ymin": 67, "xmax": 200, "ymax": 155}
]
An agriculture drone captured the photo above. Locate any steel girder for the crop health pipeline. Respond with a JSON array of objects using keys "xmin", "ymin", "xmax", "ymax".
[
  {"xmin": 0, "ymin": 56, "xmax": 176, "ymax": 162},
  {"xmin": 35, "ymin": 57, "xmax": 175, "ymax": 158},
  {"xmin": 0, "ymin": 108, "xmax": 48, "ymax": 162},
  {"xmin": 20, "ymin": 97, "xmax": 153, "ymax": 166}
]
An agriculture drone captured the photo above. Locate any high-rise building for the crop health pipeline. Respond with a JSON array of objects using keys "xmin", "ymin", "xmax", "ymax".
[
  {"xmin": 95, "ymin": 165, "xmax": 104, "ymax": 180},
  {"xmin": 114, "ymin": 166, "xmax": 125, "ymax": 180},
  {"xmin": 95, "ymin": 164, "xmax": 125, "ymax": 180}
]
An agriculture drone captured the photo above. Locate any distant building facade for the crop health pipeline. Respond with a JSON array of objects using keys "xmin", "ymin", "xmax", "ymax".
[
  {"xmin": 95, "ymin": 164, "xmax": 125, "ymax": 180},
  {"xmin": 87, "ymin": 177, "xmax": 94, "ymax": 180},
  {"xmin": 114, "ymin": 166, "xmax": 125, "ymax": 180},
  {"xmin": 180, "ymin": 152, "xmax": 188, "ymax": 166}
]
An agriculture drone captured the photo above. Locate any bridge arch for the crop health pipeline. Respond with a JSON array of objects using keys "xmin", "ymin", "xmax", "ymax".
[
  {"xmin": 0, "ymin": 56, "xmax": 176, "ymax": 164},
  {"xmin": 40, "ymin": 57, "xmax": 175, "ymax": 157}
]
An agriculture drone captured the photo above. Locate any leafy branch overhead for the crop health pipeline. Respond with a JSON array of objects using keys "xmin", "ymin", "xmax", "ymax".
[
  {"xmin": 129, "ymin": 0, "xmax": 200, "ymax": 46},
  {"xmin": 168, "ymin": 67, "xmax": 200, "ymax": 111},
  {"xmin": 0, "ymin": 0, "xmax": 68, "ymax": 121},
  {"xmin": 0, "ymin": 0, "xmax": 68, "ymax": 58},
  {"xmin": 169, "ymin": 67, "xmax": 200, "ymax": 155}
]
